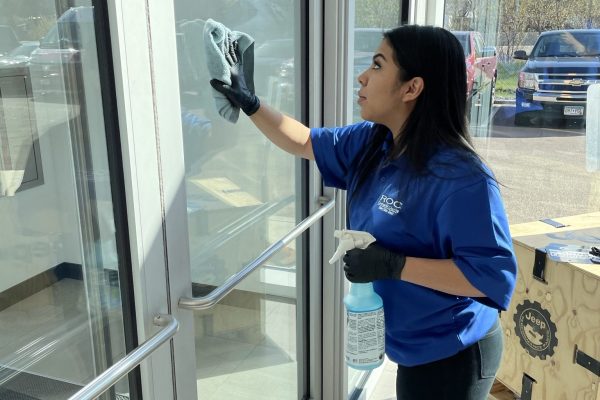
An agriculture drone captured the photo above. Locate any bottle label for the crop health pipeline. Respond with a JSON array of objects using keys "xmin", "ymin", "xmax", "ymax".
[{"xmin": 345, "ymin": 307, "xmax": 385, "ymax": 365}]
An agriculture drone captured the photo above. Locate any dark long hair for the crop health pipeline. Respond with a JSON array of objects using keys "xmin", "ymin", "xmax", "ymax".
[{"xmin": 351, "ymin": 25, "xmax": 485, "ymax": 201}]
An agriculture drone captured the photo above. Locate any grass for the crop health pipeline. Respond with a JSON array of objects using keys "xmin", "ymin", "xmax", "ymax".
[{"xmin": 495, "ymin": 61, "xmax": 526, "ymax": 99}]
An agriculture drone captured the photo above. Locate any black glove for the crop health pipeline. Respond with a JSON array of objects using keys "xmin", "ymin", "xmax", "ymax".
[
  {"xmin": 209, "ymin": 35, "xmax": 260, "ymax": 116},
  {"xmin": 343, "ymin": 243, "xmax": 406, "ymax": 283}
]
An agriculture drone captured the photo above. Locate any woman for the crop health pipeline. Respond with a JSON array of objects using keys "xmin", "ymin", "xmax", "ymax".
[{"xmin": 211, "ymin": 25, "xmax": 517, "ymax": 400}]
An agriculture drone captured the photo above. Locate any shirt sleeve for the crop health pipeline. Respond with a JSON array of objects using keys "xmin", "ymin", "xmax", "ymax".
[
  {"xmin": 310, "ymin": 121, "xmax": 374, "ymax": 189},
  {"xmin": 435, "ymin": 179, "xmax": 517, "ymax": 310}
]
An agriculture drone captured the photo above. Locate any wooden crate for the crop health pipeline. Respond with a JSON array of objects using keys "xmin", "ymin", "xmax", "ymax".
[
  {"xmin": 497, "ymin": 212, "xmax": 600, "ymax": 400},
  {"xmin": 488, "ymin": 380, "xmax": 517, "ymax": 400}
]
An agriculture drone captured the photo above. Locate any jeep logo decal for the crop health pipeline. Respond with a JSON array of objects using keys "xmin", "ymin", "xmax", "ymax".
[{"xmin": 513, "ymin": 300, "xmax": 558, "ymax": 360}]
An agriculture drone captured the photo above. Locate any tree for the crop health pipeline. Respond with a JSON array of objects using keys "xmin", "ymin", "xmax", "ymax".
[
  {"xmin": 445, "ymin": 0, "xmax": 476, "ymax": 31},
  {"xmin": 520, "ymin": 0, "xmax": 570, "ymax": 33},
  {"xmin": 355, "ymin": 0, "xmax": 401, "ymax": 28},
  {"xmin": 498, "ymin": 0, "xmax": 528, "ymax": 61},
  {"xmin": 567, "ymin": 0, "xmax": 600, "ymax": 28}
]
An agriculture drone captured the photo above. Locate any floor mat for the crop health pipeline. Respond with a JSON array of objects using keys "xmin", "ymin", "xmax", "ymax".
[
  {"xmin": 0, "ymin": 387, "xmax": 38, "ymax": 400},
  {"xmin": 0, "ymin": 369, "xmax": 81, "ymax": 400}
]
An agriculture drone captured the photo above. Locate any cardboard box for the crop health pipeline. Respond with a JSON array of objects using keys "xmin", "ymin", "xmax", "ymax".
[{"xmin": 497, "ymin": 212, "xmax": 600, "ymax": 400}]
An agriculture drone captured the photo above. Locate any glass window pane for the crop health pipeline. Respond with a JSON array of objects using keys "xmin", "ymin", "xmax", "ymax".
[
  {"xmin": 351, "ymin": 1, "xmax": 402, "ymax": 123},
  {"xmin": 444, "ymin": 3, "xmax": 600, "ymax": 398},
  {"xmin": 444, "ymin": 0, "xmax": 600, "ymax": 223},
  {"xmin": 0, "ymin": 2, "xmax": 132, "ymax": 399},
  {"xmin": 172, "ymin": 1, "xmax": 301, "ymax": 398},
  {"xmin": 349, "ymin": 1, "xmax": 403, "ymax": 396}
]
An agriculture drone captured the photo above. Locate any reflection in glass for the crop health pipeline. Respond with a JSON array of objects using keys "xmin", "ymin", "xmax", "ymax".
[
  {"xmin": 0, "ymin": 2, "xmax": 129, "ymax": 399},
  {"xmin": 444, "ymin": 0, "xmax": 600, "ymax": 224},
  {"xmin": 349, "ymin": 0, "xmax": 402, "ymax": 395},
  {"xmin": 173, "ymin": 1, "xmax": 300, "ymax": 398},
  {"xmin": 0, "ymin": 31, "xmax": 43, "ymax": 195},
  {"xmin": 351, "ymin": 0, "xmax": 402, "ymax": 123}
]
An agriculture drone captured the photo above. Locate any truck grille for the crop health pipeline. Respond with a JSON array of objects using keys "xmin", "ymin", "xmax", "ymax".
[{"xmin": 538, "ymin": 73, "xmax": 600, "ymax": 93}]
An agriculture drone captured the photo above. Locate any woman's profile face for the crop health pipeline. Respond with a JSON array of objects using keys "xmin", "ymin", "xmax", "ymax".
[{"xmin": 356, "ymin": 39, "xmax": 408, "ymax": 131}]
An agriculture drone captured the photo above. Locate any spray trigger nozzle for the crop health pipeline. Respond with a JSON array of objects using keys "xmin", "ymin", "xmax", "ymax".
[{"xmin": 328, "ymin": 229, "xmax": 376, "ymax": 264}]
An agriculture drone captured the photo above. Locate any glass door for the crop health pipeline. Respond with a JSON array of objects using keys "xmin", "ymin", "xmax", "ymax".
[
  {"xmin": 168, "ymin": 1, "xmax": 312, "ymax": 399},
  {"xmin": 345, "ymin": 1, "xmax": 406, "ymax": 398},
  {"xmin": 0, "ymin": 1, "xmax": 138, "ymax": 399}
]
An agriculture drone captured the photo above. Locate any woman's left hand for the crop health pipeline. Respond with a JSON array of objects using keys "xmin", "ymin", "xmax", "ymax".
[{"xmin": 343, "ymin": 243, "xmax": 406, "ymax": 283}]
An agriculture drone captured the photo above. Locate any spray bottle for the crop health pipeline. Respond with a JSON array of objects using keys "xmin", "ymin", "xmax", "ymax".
[{"xmin": 329, "ymin": 229, "xmax": 385, "ymax": 370}]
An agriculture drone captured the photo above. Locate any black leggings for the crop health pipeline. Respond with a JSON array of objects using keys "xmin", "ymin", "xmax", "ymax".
[{"xmin": 395, "ymin": 318, "xmax": 502, "ymax": 400}]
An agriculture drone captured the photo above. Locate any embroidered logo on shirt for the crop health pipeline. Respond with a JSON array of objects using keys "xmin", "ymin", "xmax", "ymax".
[{"xmin": 377, "ymin": 194, "xmax": 403, "ymax": 216}]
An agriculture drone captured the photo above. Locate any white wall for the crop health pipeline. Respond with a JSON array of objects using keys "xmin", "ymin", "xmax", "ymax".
[
  {"xmin": 0, "ymin": 98, "xmax": 82, "ymax": 293},
  {"xmin": 0, "ymin": 3, "xmax": 124, "ymax": 293}
]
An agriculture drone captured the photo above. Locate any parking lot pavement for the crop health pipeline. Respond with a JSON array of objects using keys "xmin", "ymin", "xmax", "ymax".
[{"xmin": 470, "ymin": 104, "xmax": 598, "ymax": 225}]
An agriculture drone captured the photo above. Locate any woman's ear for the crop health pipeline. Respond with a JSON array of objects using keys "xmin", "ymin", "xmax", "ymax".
[{"xmin": 402, "ymin": 77, "xmax": 424, "ymax": 102}]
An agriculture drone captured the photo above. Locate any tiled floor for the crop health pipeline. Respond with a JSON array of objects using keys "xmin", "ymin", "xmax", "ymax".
[
  {"xmin": 195, "ymin": 295, "xmax": 298, "ymax": 400},
  {"xmin": 0, "ymin": 278, "xmax": 131, "ymax": 396},
  {"xmin": 0, "ymin": 279, "xmax": 96, "ymax": 384},
  {"xmin": 368, "ymin": 359, "xmax": 396, "ymax": 400},
  {"xmin": 193, "ymin": 292, "xmax": 406, "ymax": 400},
  {"xmin": 0, "ymin": 278, "xmax": 132, "ymax": 398},
  {"xmin": 0, "ymin": 278, "xmax": 427, "ymax": 400}
]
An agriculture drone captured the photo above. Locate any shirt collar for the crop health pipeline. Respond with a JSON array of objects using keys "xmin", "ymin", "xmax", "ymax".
[{"xmin": 381, "ymin": 131, "xmax": 395, "ymax": 155}]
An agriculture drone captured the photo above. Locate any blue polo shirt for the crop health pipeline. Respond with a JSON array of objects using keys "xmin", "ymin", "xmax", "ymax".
[{"xmin": 311, "ymin": 121, "xmax": 517, "ymax": 367}]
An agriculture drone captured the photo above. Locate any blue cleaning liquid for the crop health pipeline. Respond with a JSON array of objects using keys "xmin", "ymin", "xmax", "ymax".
[{"xmin": 344, "ymin": 282, "xmax": 385, "ymax": 370}]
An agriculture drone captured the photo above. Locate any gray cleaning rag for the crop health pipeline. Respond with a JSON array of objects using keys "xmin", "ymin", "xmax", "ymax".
[{"xmin": 203, "ymin": 18, "xmax": 255, "ymax": 123}]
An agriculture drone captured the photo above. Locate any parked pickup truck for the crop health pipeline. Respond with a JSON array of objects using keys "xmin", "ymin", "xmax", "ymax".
[{"xmin": 513, "ymin": 29, "xmax": 600, "ymax": 125}]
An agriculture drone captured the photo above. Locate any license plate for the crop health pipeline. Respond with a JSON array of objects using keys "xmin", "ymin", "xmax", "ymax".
[{"xmin": 564, "ymin": 106, "xmax": 584, "ymax": 116}]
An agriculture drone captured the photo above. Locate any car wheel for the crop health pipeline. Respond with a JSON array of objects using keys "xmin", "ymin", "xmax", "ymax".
[
  {"xmin": 514, "ymin": 113, "xmax": 530, "ymax": 127},
  {"xmin": 565, "ymin": 118, "xmax": 585, "ymax": 129},
  {"xmin": 489, "ymin": 75, "xmax": 496, "ymax": 108},
  {"xmin": 466, "ymin": 94, "xmax": 473, "ymax": 122}
]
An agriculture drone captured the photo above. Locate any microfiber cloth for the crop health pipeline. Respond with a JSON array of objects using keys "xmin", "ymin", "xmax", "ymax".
[{"xmin": 203, "ymin": 18, "xmax": 255, "ymax": 123}]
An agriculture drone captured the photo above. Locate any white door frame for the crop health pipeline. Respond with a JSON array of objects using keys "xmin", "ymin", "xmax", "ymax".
[
  {"xmin": 107, "ymin": 0, "xmax": 340, "ymax": 398},
  {"xmin": 318, "ymin": 1, "xmax": 445, "ymax": 398},
  {"xmin": 321, "ymin": 1, "xmax": 354, "ymax": 399},
  {"xmin": 106, "ymin": 0, "xmax": 197, "ymax": 398},
  {"xmin": 410, "ymin": 0, "xmax": 445, "ymax": 26}
]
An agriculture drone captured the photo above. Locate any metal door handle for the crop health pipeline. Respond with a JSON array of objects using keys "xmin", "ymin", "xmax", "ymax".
[
  {"xmin": 179, "ymin": 197, "xmax": 335, "ymax": 311},
  {"xmin": 68, "ymin": 315, "xmax": 179, "ymax": 400}
]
